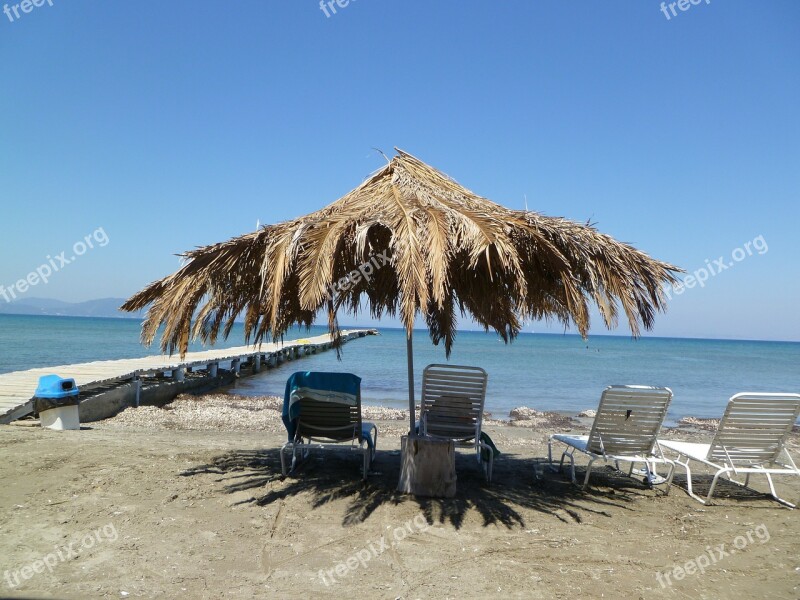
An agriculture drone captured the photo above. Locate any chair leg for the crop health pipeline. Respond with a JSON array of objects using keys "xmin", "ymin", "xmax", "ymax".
[
  {"xmin": 764, "ymin": 472, "xmax": 796, "ymax": 509},
  {"xmin": 649, "ymin": 461, "xmax": 660, "ymax": 478},
  {"xmin": 705, "ymin": 468, "xmax": 731, "ymax": 505},
  {"xmin": 548, "ymin": 438, "xmax": 569, "ymax": 474},
  {"xmin": 581, "ymin": 457, "xmax": 597, "ymax": 490},
  {"xmin": 475, "ymin": 441, "xmax": 493, "ymax": 484},
  {"xmin": 662, "ymin": 461, "xmax": 676, "ymax": 496},
  {"xmin": 482, "ymin": 451, "xmax": 494, "ymax": 484},
  {"xmin": 671, "ymin": 454, "xmax": 709, "ymax": 505},
  {"xmin": 642, "ymin": 462, "xmax": 655, "ymax": 488},
  {"xmin": 280, "ymin": 444, "xmax": 289, "ymax": 476},
  {"xmin": 547, "ymin": 440, "xmax": 598, "ymax": 489},
  {"xmin": 726, "ymin": 471, "xmax": 745, "ymax": 486},
  {"xmin": 563, "ymin": 449, "xmax": 577, "ymax": 484},
  {"xmin": 281, "ymin": 443, "xmax": 303, "ymax": 476}
]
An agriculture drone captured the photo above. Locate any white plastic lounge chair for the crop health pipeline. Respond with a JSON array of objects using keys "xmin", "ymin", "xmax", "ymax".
[
  {"xmin": 280, "ymin": 372, "xmax": 377, "ymax": 481},
  {"xmin": 418, "ymin": 364, "xmax": 493, "ymax": 482},
  {"xmin": 659, "ymin": 392, "xmax": 800, "ymax": 508},
  {"xmin": 548, "ymin": 385, "xmax": 675, "ymax": 490}
]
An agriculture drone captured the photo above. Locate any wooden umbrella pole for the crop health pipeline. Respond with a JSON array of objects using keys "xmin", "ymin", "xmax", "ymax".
[
  {"xmin": 406, "ymin": 329, "xmax": 415, "ymax": 438},
  {"xmin": 398, "ymin": 326, "xmax": 457, "ymax": 497}
]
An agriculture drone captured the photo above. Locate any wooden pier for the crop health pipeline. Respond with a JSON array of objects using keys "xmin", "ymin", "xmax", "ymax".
[{"xmin": 0, "ymin": 329, "xmax": 375, "ymax": 424}]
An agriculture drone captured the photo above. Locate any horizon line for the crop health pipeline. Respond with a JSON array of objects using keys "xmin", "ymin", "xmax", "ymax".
[{"xmin": 1, "ymin": 311, "xmax": 797, "ymax": 345}]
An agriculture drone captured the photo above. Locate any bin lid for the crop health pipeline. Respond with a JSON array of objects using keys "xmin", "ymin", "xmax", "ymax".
[{"xmin": 34, "ymin": 374, "xmax": 79, "ymax": 398}]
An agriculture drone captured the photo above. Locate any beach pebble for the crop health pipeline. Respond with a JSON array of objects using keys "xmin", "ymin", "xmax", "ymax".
[
  {"xmin": 104, "ymin": 393, "xmax": 285, "ymax": 431},
  {"xmin": 509, "ymin": 407, "xmax": 538, "ymax": 420},
  {"xmin": 679, "ymin": 416, "xmax": 720, "ymax": 431},
  {"xmin": 508, "ymin": 406, "xmax": 573, "ymax": 428},
  {"xmin": 577, "ymin": 409, "xmax": 596, "ymax": 418}
]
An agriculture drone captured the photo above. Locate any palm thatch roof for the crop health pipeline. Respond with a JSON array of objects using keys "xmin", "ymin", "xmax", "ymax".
[{"xmin": 122, "ymin": 149, "xmax": 680, "ymax": 356}]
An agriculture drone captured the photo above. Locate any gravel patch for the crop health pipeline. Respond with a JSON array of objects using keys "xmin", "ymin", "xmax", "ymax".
[
  {"xmin": 508, "ymin": 406, "xmax": 574, "ymax": 429},
  {"xmin": 678, "ymin": 416, "xmax": 720, "ymax": 431},
  {"xmin": 104, "ymin": 392, "xmax": 411, "ymax": 431},
  {"xmin": 105, "ymin": 393, "xmax": 285, "ymax": 431}
]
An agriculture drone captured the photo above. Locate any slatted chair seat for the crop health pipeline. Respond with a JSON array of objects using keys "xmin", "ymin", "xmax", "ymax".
[
  {"xmin": 549, "ymin": 385, "xmax": 675, "ymax": 491},
  {"xmin": 659, "ymin": 393, "xmax": 800, "ymax": 508},
  {"xmin": 418, "ymin": 364, "xmax": 493, "ymax": 482}
]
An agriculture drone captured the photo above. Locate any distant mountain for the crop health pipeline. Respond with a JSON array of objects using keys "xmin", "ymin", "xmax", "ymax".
[{"xmin": 0, "ymin": 297, "xmax": 143, "ymax": 319}]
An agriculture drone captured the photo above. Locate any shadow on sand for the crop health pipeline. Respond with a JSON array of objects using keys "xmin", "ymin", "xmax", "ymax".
[
  {"xmin": 667, "ymin": 473, "xmax": 780, "ymax": 506},
  {"xmin": 180, "ymin": 447, "xmax": 680, "ymax": 529}
]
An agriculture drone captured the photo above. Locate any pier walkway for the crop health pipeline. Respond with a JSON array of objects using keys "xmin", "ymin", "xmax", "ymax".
[{"xmin": 0, "ymin": 329, "xmax": 374, "ymax": 424}]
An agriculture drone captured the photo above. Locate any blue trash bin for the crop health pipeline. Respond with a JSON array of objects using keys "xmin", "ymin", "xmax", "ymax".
[{"xmin": 34, "ymin": 375, "xmax": 80, "ymax": 430}]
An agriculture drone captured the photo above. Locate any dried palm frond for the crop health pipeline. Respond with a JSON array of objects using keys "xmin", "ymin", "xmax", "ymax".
[{"xmin": 122, "ymin": 149, "xmax": 681, "ymax": 356}]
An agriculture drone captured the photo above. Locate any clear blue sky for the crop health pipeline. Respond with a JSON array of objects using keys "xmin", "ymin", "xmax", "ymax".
[{"xmin": 1, "ymin": 1, "xmax": 798, "ymax": 341}]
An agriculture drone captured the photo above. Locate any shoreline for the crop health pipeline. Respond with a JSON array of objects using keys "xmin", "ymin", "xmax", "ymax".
[
  {"xmin": 222, "ymin": 385, "xmax": 770, "ymax": 431},
  {"xmin": 83, "ymin": 390, "xmax": 757, "ymax": 436}
]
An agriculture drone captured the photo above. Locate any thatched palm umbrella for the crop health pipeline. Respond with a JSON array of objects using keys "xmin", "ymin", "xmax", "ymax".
[{"xmin": 122, "ymin": 149, "xmax": 680, "ymax": 436}]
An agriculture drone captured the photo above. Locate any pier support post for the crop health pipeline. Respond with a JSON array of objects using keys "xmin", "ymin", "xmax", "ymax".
[
  {"xmin": 253, "ymin": 354, "xmax": 262, "ymax": 373},
  {"xmin": 232, "ymin": 359, "xmax": 241, "ymax": 375},
  {"xmin": 174, "ymin": 367, "xmax": 185, "ymax": 382},
  {"xmin": 208, "ymin": 362, "xmax": 218, "ymax": 377}
]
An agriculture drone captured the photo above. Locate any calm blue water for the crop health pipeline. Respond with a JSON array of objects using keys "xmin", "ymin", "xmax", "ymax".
[{"xmin": 1, "ymin": 314, "xmax": 798, "ymax": 423}]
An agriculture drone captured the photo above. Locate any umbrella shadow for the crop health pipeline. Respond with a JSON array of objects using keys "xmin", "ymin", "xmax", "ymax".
[{"xmin": 181, "ymin": 447, "xmax": 663, "ymax": 530}]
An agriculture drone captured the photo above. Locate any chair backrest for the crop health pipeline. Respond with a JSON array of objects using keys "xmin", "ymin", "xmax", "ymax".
[
  {"xmin": 587, "ymin": 385, "xmax": 673, "ymax": 456},
  {"xmin": 420, "ymin": 364, "xmax": 488, "ymax": 441},
  {"xmin": 296, "ymin": 398, "xmax": 362, "ymax": 442},
  {"xmin": 285, "ymin": 371, "xmax": 363, "ymax": 443},
  {"xmin": 708, "ymin": 393, "xmax": 800, "ymax": 466}
]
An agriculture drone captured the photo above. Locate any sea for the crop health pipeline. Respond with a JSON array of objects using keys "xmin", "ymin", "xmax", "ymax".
[{"xmin": 1, "ymin": 314, "xmax": 798, "ymax": 425}]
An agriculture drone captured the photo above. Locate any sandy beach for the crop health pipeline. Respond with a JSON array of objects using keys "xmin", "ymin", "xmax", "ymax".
[{"xmin": 2, "ymin": 393, "xmax": 799, "ymax": 599}]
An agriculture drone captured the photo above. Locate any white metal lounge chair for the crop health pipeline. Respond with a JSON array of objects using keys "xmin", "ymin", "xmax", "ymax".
[
  {"xmin": 418, "ymin": 364, "xmax": 493, "ymax": 482},
  {"xmin": 659, "ymin": 392, "xmax": 800, "ymax": 508},
  {"xmin": 548, "ymin": 385, "xmax": 675, "ymax": 490}
]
